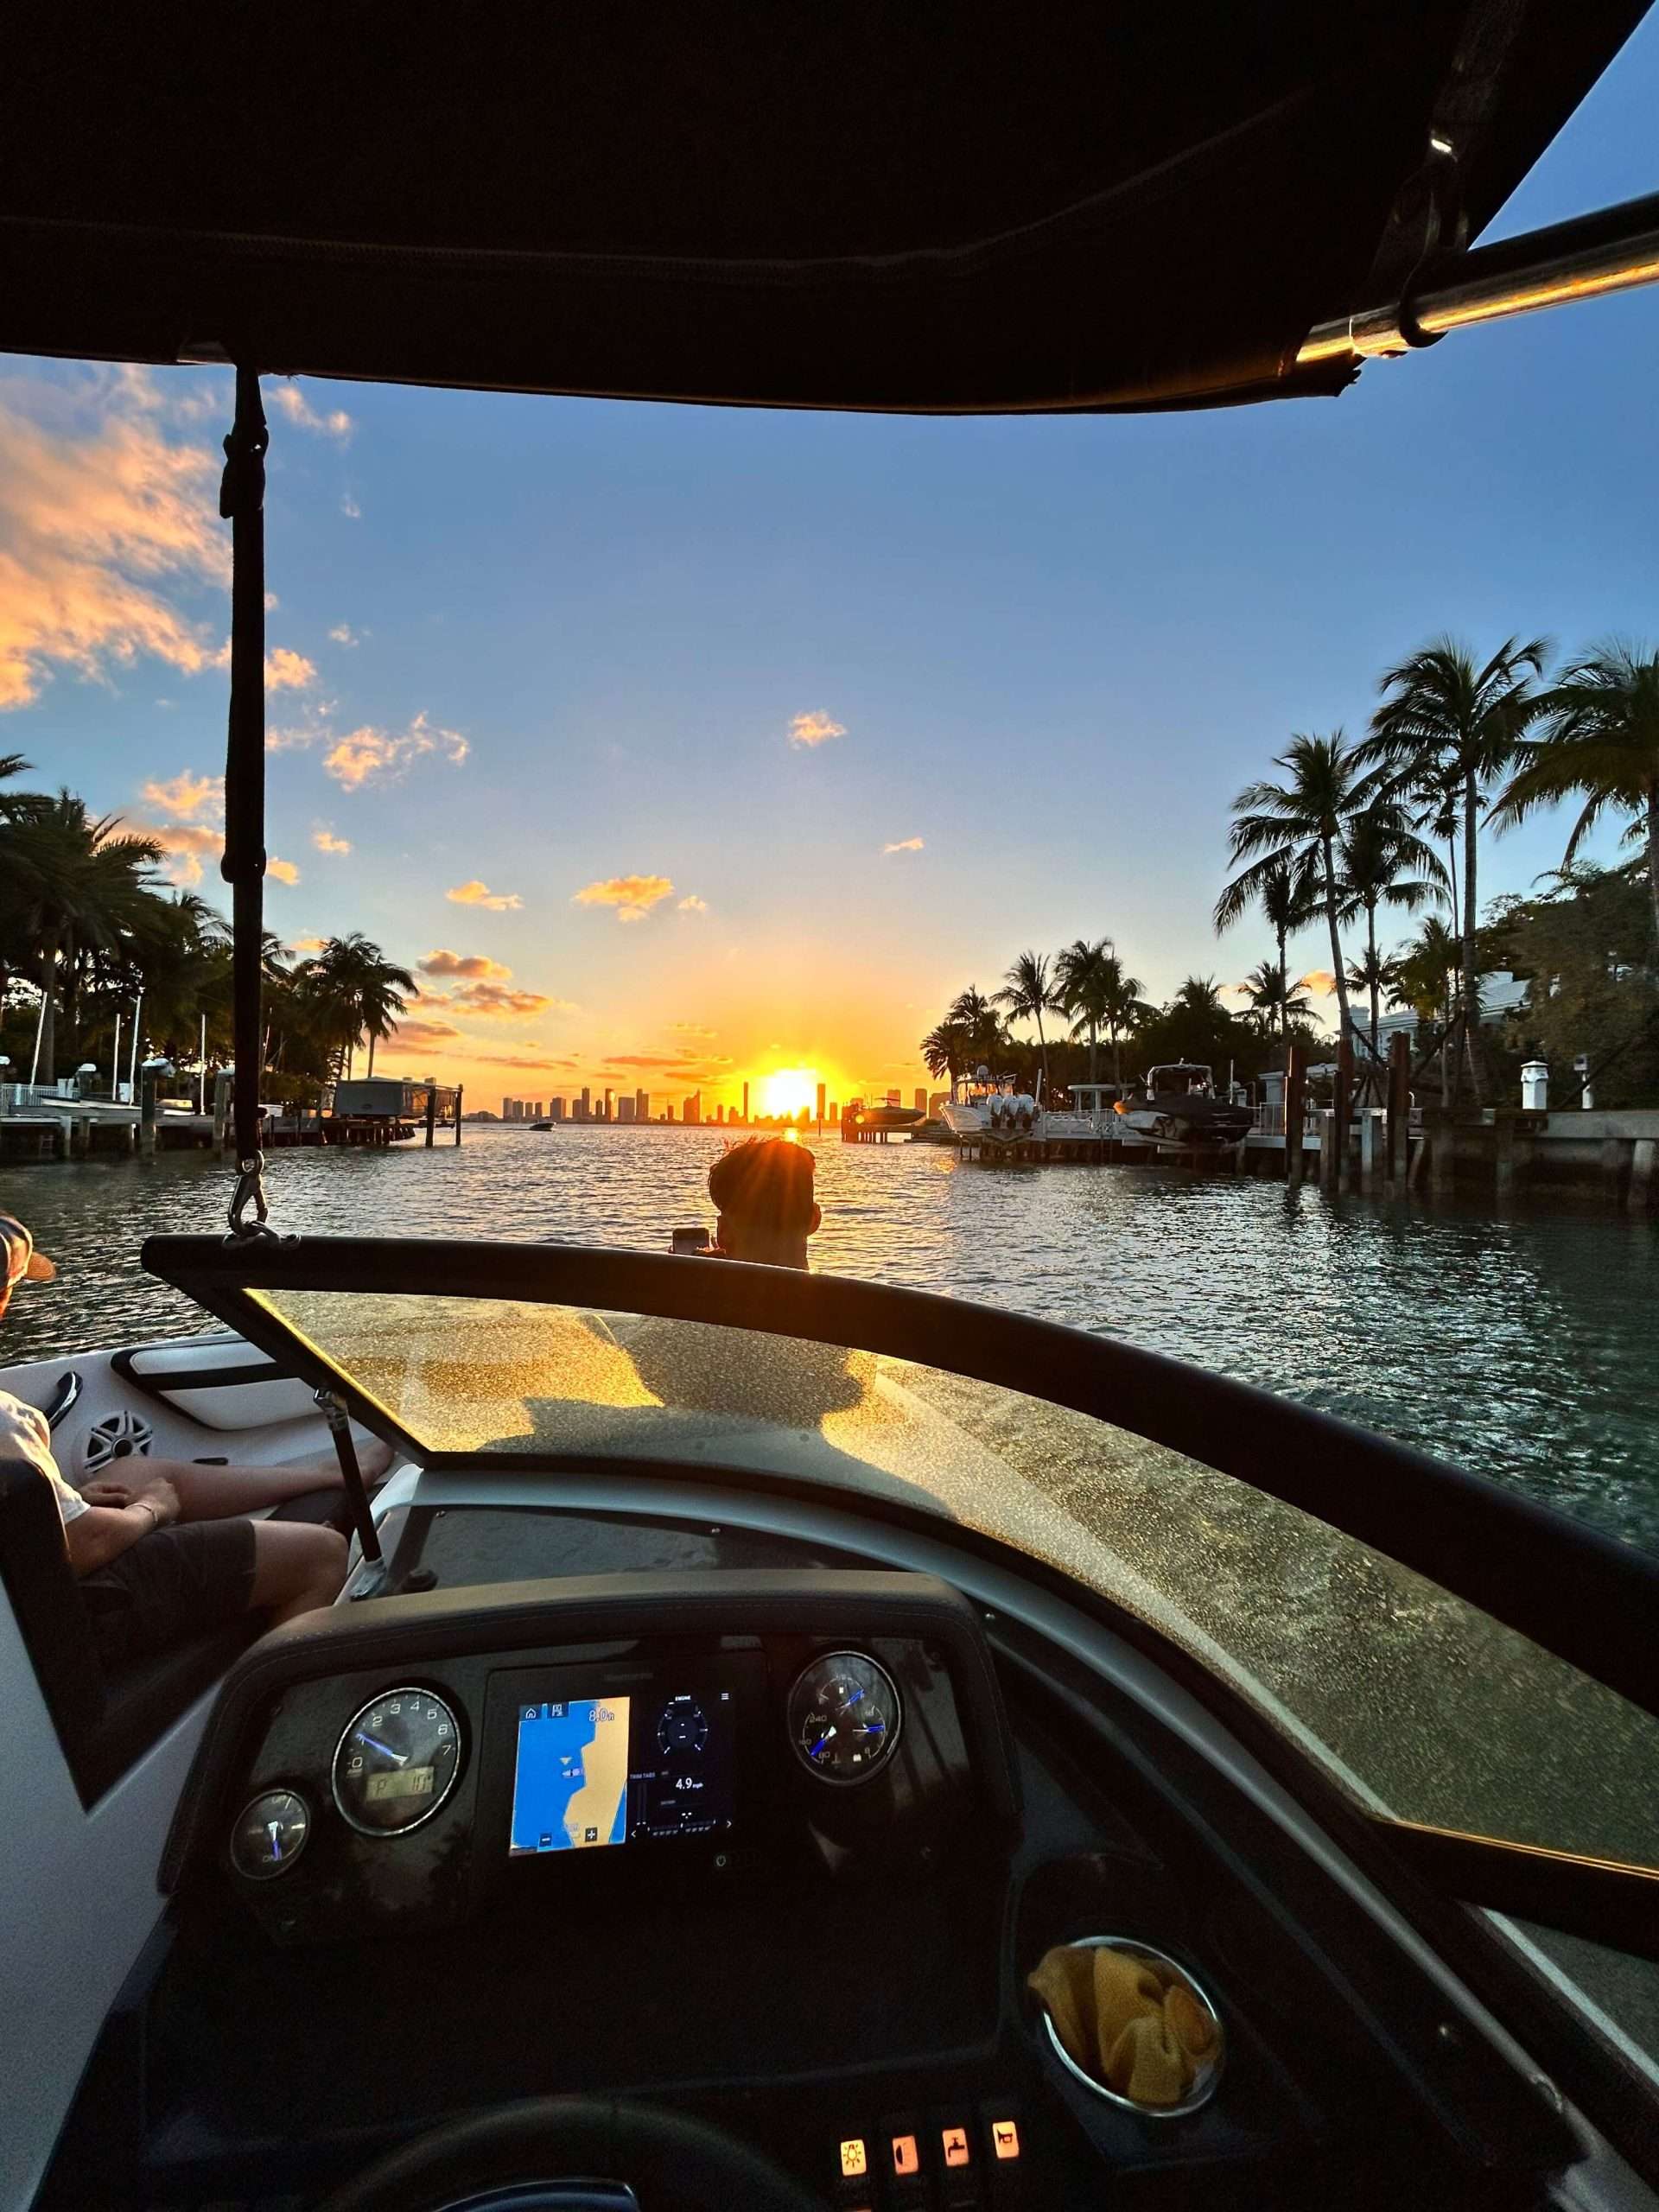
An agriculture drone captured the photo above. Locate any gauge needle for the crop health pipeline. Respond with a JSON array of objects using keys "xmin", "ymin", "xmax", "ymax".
[
  {"xmin": 356, "ymin": 1732, "xmax": 407, "ymax": 1764},
  {"xmin": 810, "ymin": 1727, "xmax": 837, "ymax": 1756}
]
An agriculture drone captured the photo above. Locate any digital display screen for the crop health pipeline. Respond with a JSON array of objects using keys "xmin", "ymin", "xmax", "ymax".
[
  {"xmin": 365, "ymin": 1765, "xmax": 435, "ymax": 1802},
  {"xmin": 508, "ymin": 1688, "xmax": 735, "ymax": 1856}
]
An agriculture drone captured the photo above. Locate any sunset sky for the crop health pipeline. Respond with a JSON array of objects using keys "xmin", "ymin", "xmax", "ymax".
[{"xmin": 4, "ymin": 18, "xmax": 1657, "ymax": 1114}]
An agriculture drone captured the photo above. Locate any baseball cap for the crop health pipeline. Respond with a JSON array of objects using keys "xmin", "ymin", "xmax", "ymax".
[{"xmin": 0, "ymin": 1215, "xmax": 55, "ymax": 1290}]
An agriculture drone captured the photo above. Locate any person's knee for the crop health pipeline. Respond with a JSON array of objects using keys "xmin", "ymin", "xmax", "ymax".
[{"xmin": 305, "ymin": 1526, "xmax": 349, "ymax": 1593}]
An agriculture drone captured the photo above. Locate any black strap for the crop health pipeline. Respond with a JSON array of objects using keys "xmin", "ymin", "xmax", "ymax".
[{"xmin": 218, "ymin": 366, "xmax": 270, "ymax": 1236}]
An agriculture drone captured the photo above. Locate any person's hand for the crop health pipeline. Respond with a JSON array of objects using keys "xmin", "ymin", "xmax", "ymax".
[
  {"xmin": 81, "ymin": 1477, "xmax": 136, "ymax": 1508},
  {"xmin": 131, "ymin": 1476, "xmax": 182, "ymax": 1527}
]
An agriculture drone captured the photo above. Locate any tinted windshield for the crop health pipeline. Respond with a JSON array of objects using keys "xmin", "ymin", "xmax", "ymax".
[{"xmin": 253, "ymin": 1285, "xmax": 1658, "ymax": 1875}]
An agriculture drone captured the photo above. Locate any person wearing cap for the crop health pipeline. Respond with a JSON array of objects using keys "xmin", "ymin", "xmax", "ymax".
[
  {"xmin": 0, "ymin": 1214, "xmax": 391, "ymax": 1666},
  {"xmin": 704, "ymin": 1136, "xmax": 822, "ymax": 1269}
]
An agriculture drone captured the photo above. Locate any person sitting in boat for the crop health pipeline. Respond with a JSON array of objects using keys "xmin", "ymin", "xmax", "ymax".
[
  {"xmin": 706, "ymin": 1137, "xmax": 821, "ymax": 1269},
  {"xmin": 0, "ymin": 1213, "xmax": 392, "ymax": 1668}
]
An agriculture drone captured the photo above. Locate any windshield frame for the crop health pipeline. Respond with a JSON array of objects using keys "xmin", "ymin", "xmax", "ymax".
[{"xmin": 143, "ymin": 1230, "xmax": 1659, "ymax": 1729}]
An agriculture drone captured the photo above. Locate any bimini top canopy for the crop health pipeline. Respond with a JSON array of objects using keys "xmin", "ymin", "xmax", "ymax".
[{"xmin": 0, "ymin": 3, "xmax": 1649, "ymax": 412}]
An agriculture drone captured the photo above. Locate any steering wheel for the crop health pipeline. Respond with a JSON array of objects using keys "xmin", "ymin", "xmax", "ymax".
[{"xmin": 316, "ymin": 2095, "xmax": 825, "ymax": 2212}]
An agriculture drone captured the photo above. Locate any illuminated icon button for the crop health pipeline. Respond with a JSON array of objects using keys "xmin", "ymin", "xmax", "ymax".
[
  {"xmin": 839, "ymin": 2138, "xmax": 868, "ymax": 2180},
  {"xmin": 942, "ymin": 2125, "xmax": 971, "ymax": 2168},
  {"xmin": 990, "ymin": 2118, "xmax": 1021, "ymax": 2162},
  {"xmin": 891, "ymin": 2133, "xmax": 920, "ymax": 2177}
]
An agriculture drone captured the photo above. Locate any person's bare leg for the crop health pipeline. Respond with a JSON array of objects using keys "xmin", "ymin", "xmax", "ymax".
[
  {"xmin": 146, "ymin": 1441, "xmax": 395, "ymax": 1522},
  {"xmin": 248, "ymin": 1521, "xmax": 350, "ymax": 1630}
]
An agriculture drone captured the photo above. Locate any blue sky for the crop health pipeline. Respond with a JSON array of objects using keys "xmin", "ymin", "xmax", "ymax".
[{"xmin": 3, "ymin": 16, "xmax": 1656, "ymax": 1110}]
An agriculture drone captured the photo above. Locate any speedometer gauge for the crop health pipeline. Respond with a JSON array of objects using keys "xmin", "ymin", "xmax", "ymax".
[
  {"xmin": 788, "ymin": 1652, "xmax": 901, "ymax": 1785},
  {"xmin": 332, "ymin": 1686, "xmax": 461, "ymax": 1835}
]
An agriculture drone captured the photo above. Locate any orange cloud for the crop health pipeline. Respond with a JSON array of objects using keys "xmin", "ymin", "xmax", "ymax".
[
  {"xmin": 142, "ymin": 769, "xmax": 219, "ymax": 821},
  {"xmin": 572, "ymin": 874, "xmax": 674, "ymax": 924},
  {"xmin": 124, "ymin": 816, "xmax": 220, "ymax": 887},
  {"xmin": 788, "ymin": 710, "xmax": 845, "ymax": 748},
  {"xmin": 419, "ymin": 950, "xmax": 512, "ymax": 980},
  {"xmin": 882, "ymin": 836, "xmax": 924, "ymax": 855},
  {"xmin": 324, "ymin": 710, "xmax": 468, "ymax": 788},
  {"xmin": 289, "ymin": 934, "xmax": 328, "ymax": 953},
  {"xmin": 391, "ymin": 1016, "xmax": 462, "ymax": 1046},
  {"xmin": 270, "ymin": 381, "xmax": 353, "ymax": 441},
  {"xmin": 447, "ymin": 880, "xmax": 523, "ymax": 912},
  {"xmin": 264, "ymin": 646, "xmax": 315, "ymax": 691},
  {"xmin": 0, "ymin": 373, "xmax": 230, "ymax": 709},
  {"xmin": 671, "ymin": 1022, "xmax": 717, "ymax": 1038},
  {"xmin": 311, "ymin": 826, "xmax": 352, "ymax": 855},
  {"xmin": 1299, "ymin": 969, "xmax": 1338, "ymax": 995},
  {"xmin": 424, "ymin": 982, "xmax": 574, "ymax": 1020},
  {"xmin": 267, "ymin": 857, "xmax": 300, "ymax": 885},
  {"xmin": 677, "ymin": 893, "xmax": 709, "ymax": 913}
]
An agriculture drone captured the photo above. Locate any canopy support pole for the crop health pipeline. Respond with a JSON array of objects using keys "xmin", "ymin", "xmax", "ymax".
[{"xmin": 219, "ymin": 366, "xmax": 271, "ymax": 1236}]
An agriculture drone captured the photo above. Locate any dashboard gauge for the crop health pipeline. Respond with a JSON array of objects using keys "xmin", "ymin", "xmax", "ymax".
[
  {"xmin": 657, "ymin": 1694, "xmax": 709, "ymax": 1756},
  {"xmin": 231, "ymin": 1789, "xmax": 311, "ymax": 1879},
  {"xmin": 788, "ymin": 1651, "xmax": 901, "ymax": 1785},
  {"xmin": 332, "ymin": 1686, "xmax": 461, "ymax": 1836}
]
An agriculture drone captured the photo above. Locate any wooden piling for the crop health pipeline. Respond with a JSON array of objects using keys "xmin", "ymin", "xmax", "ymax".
[
  {"xmin": 213, "ymin": 1068, "xmax": 232, "ymax": 1148},
  {"xmin": 139, "ymin": 1067, "xmax": 158, "ymax": 1157},
  {"xmin": 1386, "ymin": 1033, "xmax": 1409, "ymax": 1188},
  {"xmin": 454, "ymin": 1084, "xmax": 464, "ymax": 1144},
  {"xmin": 1334, "ymin": 1033, "xmax": 1353, "ymax": 1193},
  {"xmin": 425, "ymin": 1086, "xmax": 437, "ymax": 1147},
  {"xmin": 1285, "ymin": 1048, "xmax": 1305, "ymax": 1188}
]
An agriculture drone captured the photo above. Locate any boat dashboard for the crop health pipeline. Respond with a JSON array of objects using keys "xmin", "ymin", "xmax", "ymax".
[{"xmin": 43, "ymin": 1541, "xmax": 1582, "ymax": 2210}]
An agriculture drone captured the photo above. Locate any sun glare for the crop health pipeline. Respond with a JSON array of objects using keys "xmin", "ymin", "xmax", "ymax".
[{"xmin": 761, "ymin": 1067, "xmax": 818, "ymax": 1119}]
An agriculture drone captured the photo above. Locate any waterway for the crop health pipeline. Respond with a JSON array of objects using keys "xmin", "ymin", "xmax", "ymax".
[{"xmin": 4, "ymin": 1123, "xmax": 1657, "ymax": 1557}]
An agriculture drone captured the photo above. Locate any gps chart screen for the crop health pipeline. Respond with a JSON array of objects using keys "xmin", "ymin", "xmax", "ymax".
[
  {"xmin": 509, "ymin": 1698, "xmax": 632, "ymax": 1853},
  {"xmin": 507, "ymin": 1688, "xmax": 736, "ymax": 1856}
]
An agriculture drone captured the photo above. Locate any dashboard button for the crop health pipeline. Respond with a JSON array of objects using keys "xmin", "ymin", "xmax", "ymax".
[{"xmin": 838, "ymin": 2138, "xmax": 868, "ymax": 2181}]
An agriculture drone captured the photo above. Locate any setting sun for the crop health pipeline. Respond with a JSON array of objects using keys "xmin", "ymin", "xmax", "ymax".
[{"xmin": 760, "ymin": 1067, "xmax": 819, "ymax": 1119}]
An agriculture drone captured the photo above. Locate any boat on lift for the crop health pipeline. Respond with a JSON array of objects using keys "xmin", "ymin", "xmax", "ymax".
[{"xmin": 1113, "ymin": 1063, "xmax": 1255, "ymax": 1156}]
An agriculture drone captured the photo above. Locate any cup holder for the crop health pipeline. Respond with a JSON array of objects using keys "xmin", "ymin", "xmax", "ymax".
[{"xmin": 1030, "ymin": 1936, "xmax": 1224, "ymax": 2119}]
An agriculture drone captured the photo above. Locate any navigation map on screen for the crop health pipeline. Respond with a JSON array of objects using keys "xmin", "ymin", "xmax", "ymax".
[{"xmin": 509, "ymin": 1697, "xmax": 632, "ymax": 1853}]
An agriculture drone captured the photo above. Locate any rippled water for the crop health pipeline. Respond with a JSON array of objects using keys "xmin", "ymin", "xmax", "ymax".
[{"xmin": 4, "ymin": 1125, "xmax": 1657, "ymax": 1552}]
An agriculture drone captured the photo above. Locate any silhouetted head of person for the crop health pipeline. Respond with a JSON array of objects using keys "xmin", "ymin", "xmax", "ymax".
[{"xmin": 708, "ymin": 1139, "xmax": 821, "ymax": 1269}]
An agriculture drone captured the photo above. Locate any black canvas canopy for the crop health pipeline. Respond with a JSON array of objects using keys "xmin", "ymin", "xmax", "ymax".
[{"xmin": 0, "ymin": 3, "xmax": 1649, "ymax": 412}]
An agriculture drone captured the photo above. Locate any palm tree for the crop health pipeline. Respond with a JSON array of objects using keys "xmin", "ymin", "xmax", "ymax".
[
  {"xmin": 1097, "ymin": 954, "xmax": 1152, "ymax": 1087},
  {"xmin": 1053, "ymin": 938, "xmax": 1113, "ymax": 1083},
  {"xmin": 1360, "ymin": 636, "xmax": 1548, "ymax": 1099},
  {"xmin": 1491, "ymin": 639, "xmax": 1659, "ymax": 958},
  {"xmin": 1224, "ymin": 733, "xmax": 1360, "ymax": 1052},
  {"xmin": 300, "ymin": 934, "xmax": 416, "ymax": 1078},
  {"xmin": 1336, "ymin": 801, "xmax": 1449, "ymax": 1065},
  {"xmin": 3, "ymin": 791, "xmax": 163, "ymax": 1083},
  {"xmin": 919, "ymin": 1020, "xmax": 972, "ymax": 1094},
  {"xmin": 995, "ymin": 950, "xmax": 1065, "ymax": 1096},
  {"xmin": 1213, "ymin": 850, "xmax": 1319, "ymax": 1060},
  {"xmin": 1388, "ymin": 915, "xmax": 1463, "ymax": 1105},
  {"xmin": 945, "ymin": 986, "xmax": 1007, "ymax": 1073},
  {"xmin": 1239, "ymin": 961, "xmax": 1311, "ymax": 1036}
]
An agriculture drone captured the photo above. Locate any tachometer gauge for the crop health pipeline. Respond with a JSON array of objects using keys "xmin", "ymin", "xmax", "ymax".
[
  {"xmin": 332, "ymin": 1686, "xmax": 461, "ymax": 1836},
  {"xmin": 788, "ymin": 1652, "xmax": 901, "ymax": 1785}
]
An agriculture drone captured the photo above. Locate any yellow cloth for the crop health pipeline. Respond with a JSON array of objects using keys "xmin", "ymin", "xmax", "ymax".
[{"xmin": 1028, "ymin": 1943, "xmax": 1220, "ymax": 2107}]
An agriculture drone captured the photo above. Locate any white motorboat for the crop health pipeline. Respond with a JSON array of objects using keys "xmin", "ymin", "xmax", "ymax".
[
  {"xmin": 6, "ymin": 15, "xmax": 1659, "ymax": 2209},
  {"xmin": 1113, "ymin": 1064, "xmax": 1255, "ymax": 1156}
]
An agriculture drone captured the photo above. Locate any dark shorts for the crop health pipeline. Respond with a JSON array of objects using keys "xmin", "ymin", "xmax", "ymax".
[{"xmin": 79, "ymin": 1518, "xmax": 257, "ymax": 1668}]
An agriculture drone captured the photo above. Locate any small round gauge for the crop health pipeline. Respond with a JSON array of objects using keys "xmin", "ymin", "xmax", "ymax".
[
  {"xmin": 231, "ymin": 1789, "xmax": 311, "ymax": 1880},
  {"xmin": 657, "ymin": 1694, "xmax": 709, "ymax": 1756},
  {"xmin": 788, "ymin": 1651, "xmax": 901, "ymax": 1785},
  {"xmin": 332, "ymin": 1686, "xmax": 461, "ymax": 1836}
]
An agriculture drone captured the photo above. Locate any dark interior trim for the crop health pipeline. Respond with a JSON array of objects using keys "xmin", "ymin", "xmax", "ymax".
[
  {"xmin": 110, "ymin": 1343, "xmax": 294, "ymax": 1416},
  {"xmin": 143, "ymin": 1235, "xmax": 1659, "ymax": 1725},
  {"xmin": 1375, "ymin": 1821, "xmax": 1659, "ymax": 1965}
]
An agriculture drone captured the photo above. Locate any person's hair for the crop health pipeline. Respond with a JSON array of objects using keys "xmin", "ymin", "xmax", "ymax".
[{"xmin": 707, "ymin": 1138, "xmax": 817, "ymax": 1235}]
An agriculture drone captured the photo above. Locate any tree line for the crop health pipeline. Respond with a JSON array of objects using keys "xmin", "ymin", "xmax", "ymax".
[
  {"xmin": 1219, "ymin": 634, "xmax": 1659, "ymax": 1103},
  {"xmin": 0, "ymin": 755, "xmax": 415, "ymax": 1099}
]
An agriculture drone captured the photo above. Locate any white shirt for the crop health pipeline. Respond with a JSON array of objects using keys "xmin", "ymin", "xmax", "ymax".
[{"xmin": 0, "ymin": 1388, "xmax": 86, "ymax": 1526}]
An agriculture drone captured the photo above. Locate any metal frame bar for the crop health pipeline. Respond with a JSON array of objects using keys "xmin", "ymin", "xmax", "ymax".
[
  {"xmin": 142, "ymin": 1233, "xmax": 1659, "ymax": 1725},
  {"xmin": 1299, "ymin": 189, "xmax": 1659, "ymax": 365}
]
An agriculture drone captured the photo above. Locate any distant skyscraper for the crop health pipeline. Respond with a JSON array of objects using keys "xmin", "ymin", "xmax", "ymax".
[
  {"xmin": 828, "ymin": 1098, "xmax": 837, "ymax": 1122},
  {"xmin": 683, "ymin": 1092, "xmax": 701, "ymax": 1125},
  {"xmin": 715, "ymin": 1103, "xmax": 724, "ymax": 1123},
  {"xmin": 913, "ymin": 1088, "xmax": 926, "ymax": 1114},
  {"xmin": 929, "ymin": 1092, "xmax": 947, "ymax": 1118},
  {"xmin": 501, "ymin": 1096, "xmax": 512, "ymax": 1121},
  {"xmin": 635, "ymin": 1089, "xmax": 649, "ymax": 1122},
  {"xmin": 816, "ymin": 1082, "xmax": 826, "ymax": 1124},
  {"xmin": 550, "ymin": 1097, "xmax": 566, "ymax": 1121},
  {"xmin": 579, "ymin": 1087, "xmax": 591, "ymax": 1121},
  {"xmin": 664, "ymin": 1102, "xmax": 675, "ymax": 1122},
  {"xmin": 741, "ymin": 1081, "xmax": 749, "ymax": 1122},
  {"xmin": 618, "ymin": 1096, "xmax": 634, "ymax": 1123},
  {"xmin": 603, "ymin": 1087, "xmax": 613, "ymax": 1122}
]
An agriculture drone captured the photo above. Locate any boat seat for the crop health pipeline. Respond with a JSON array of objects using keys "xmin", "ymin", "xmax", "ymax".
[{"xmin": 0, "ymin": 1455, "xmax": 261, "ymax": 1808}]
